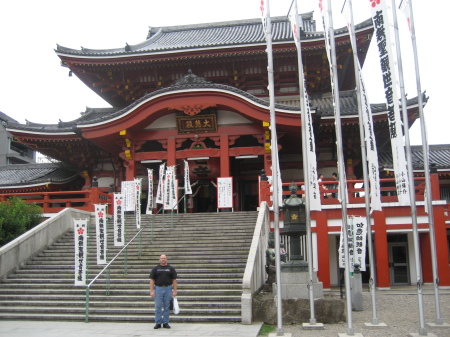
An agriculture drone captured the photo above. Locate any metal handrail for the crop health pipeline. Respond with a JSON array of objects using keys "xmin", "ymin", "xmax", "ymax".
[
  {"xmin": 84, "ymin": 207, "xmax": 163, "ymax": 322},
  {"xmin": 84, "ymin": 191, "xmax": 191, "ymax": 323}
]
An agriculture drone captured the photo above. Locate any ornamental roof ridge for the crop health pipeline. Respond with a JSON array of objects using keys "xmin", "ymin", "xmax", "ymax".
[{"xmin": 55, "ymin": 16, "xmax": 372, "ymax": 56}]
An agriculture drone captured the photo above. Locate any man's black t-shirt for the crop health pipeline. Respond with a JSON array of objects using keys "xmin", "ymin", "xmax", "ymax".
[{"xmin": 149, "ymin": 264, "xmax": 178, "ymax": 286}]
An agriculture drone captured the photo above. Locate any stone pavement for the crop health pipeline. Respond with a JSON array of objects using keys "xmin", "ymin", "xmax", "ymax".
[{"xmin": 0, "ymin": 321, "xmax": 264, "ymax": 337}]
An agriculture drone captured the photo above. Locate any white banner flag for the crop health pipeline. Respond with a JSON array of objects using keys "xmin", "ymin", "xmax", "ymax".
[
  {"xmin": 288, "ymin": 2, "xmax": 321, "ymax": 211},
  {"xmin": 134, "ymin": 178, "xmax": 141, "ymax": 228},
  {"xmin": 113, "ymin": 193, "xmax": 125, "ymax": 246},
  {"xmin": 370, "ymin": 0, "xmax": 410, "ymax": 205},
  {"xmin": 94, "ymin": 204, "xmax": 107, "ymax": 265},
  {"xmin": 318, "ymin": 0, "xmax": 347, "ymax": 207},
  {"xmin": 146, "ymin": 169, "xmax": 154, "ymax": 214},
  {"xmin": 164, "ymin": 166, "xmax": 177, "ymax": 210},
  {"xmin": 343, "ymin": 0, "xmax": 382, "ymax": 212},
  {"xmin": 74, "ymin": 218, "xmax": 88, "ymax": 286},
  {"xmin": 156, "ymin": 163, "xmax": 165, "ymax": 204},
  {"xmin": 339, "ymin": 216, "xmax": 367, "ymax": 272},
  {"xmin": 217, "ymin": 177, "xmax": 233, "ymax": 209},
  {"xmin": 184, "ymin": 160, "xmax": 192, "ymax": 195}
]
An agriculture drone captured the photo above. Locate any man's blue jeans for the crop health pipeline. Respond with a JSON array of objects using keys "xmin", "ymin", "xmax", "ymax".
[{"xmin": 154, "ymin": 285, "xmax": 172, "ymax": 324}]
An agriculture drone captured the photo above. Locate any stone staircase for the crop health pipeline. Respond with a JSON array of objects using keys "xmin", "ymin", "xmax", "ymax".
[{"xmin": 0, "ymin": 211, "xmax": 258, "ymax": 322}]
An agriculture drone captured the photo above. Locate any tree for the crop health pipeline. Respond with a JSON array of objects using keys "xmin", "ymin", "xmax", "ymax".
[{"xmin": 0, "ymin": 196, "xmax": 43, "ymax": 246}]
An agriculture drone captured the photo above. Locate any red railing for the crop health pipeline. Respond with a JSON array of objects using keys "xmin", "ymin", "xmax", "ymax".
[
  {"xmin": 0, "ymin": 188, "xmax": 113, "ymax": 214},
  {"xmin": 261, "ymin": 176, "xmax": 442, "ymax": 205}
]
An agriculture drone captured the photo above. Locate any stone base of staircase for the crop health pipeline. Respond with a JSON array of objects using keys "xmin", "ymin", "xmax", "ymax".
[{"xmin": 0, "ymin": 212, "xmax": 258, "ymax": 323}]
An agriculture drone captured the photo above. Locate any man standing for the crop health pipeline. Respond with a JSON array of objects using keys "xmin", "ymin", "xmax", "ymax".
[{"xmin": 149, "ymin": 254, "xmax": 178, "ymax": 329}]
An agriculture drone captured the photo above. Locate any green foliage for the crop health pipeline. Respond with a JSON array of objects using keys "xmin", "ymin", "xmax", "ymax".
[
  {"xmin": 258, "ymin": 324, "xmax": 276, "ymax": 336},
  {"xmin": 0, "ymin": 196, "xmax": 43, "ymax": 246}
]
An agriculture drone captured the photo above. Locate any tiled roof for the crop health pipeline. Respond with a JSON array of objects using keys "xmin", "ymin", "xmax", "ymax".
[
  {"xmin": 378, "ymin": 144, "xmax": 450, "ymax": 171},
  {"xmin": 5, "ymin": 72, "xmax": 423, "ymax": 134},
  {"xmin": 0, "ymin": 163, "xmax": 80, "ymax": 189},
  {"xmin": 55, "ymin": 16, "xmax": 372, "ymax": 56},
  {"xmin": 0, "ymin": 111, "xmax": 18, "ymax": 124}
]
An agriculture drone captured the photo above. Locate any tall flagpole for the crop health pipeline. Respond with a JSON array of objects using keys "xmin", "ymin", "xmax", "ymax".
[
  {"xmin": 325, "ymin": 1, "xmax": 354, "ymax": 334},
  {"xmin": 290, "ymin": 0, "xmax": 319, "ymax": 328},
  {"xmin": 345, "ymin": 0, "xmax": 381, "ymax": 327},
  {"xmin": 401, "ymin": 0, "xmax": 444, "ymax": 326},
  {"xmin": 261, "ymin": 1, "xmax": 284, "ymax": 335},
  {"xmin": 391, "ymin": 1, "xmax": 427, "ymax": 335}
]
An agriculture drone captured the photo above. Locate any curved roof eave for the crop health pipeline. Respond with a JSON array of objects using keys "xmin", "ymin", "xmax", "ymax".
[
  {"xmin": 5, "ymin": 128, "xmax": 77, "ymax": 137},
  {"xmin": 77, "ymin": 87, "xmax": 300, "ymax": 129}
]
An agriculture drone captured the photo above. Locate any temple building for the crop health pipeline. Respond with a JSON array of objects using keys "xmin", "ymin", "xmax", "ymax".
[{"xmin": 2, "ymin": 14, "xmax": 450, "ymax": 288}]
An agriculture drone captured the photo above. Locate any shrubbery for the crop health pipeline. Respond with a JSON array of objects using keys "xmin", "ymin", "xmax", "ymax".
[{"xmin": 0, "ymin": 196, "xmax": 43, "ymax": 246}]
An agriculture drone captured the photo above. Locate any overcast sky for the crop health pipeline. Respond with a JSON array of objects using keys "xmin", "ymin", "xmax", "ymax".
[{"xmin": 0, "ymin": 0, "xmax": 448, "ymax": 145}]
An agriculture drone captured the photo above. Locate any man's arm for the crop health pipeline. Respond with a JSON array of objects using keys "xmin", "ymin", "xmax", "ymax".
[
  {"xmin": 172, "ymin": 279, "xmax": 177, "ymax": 297},
  {"xmin": 150, "ymin": 279, "xmax": 155, "ymax": 297}
]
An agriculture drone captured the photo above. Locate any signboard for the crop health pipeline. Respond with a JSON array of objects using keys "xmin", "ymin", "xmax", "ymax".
[
  {"xmin": 121, "ymin": 180, "xmax": 135, "ymax": 212},
  {"xmin": 217, "ymin": 177, "xmax": 233, "ymax": 209},
  {"xmin": 176, "ymin": 114, "xmax": 217, "ymax": 134}
]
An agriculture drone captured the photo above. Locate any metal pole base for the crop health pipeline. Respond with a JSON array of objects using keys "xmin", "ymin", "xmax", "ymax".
[
  {"xmin": 338, "ymin": 333, "xmax": 364, "ymax": 337},
  {"xmin": 364, "ymin": 322, "xmax": 387, "ymax": 327},
  {"xmin": 427, "ymin": 321, "xmax": 450, "ymax": 328},
  {"xmin": 268, "ymin": 333, "xmax": 291, "ymax": 337},
  {"xmin": 407, "ymin": 333, "xmax": 438, "ymax": 337},
  {"xmin": 302, "ymin": 322, "xmax": 324, "ymax": 330}
]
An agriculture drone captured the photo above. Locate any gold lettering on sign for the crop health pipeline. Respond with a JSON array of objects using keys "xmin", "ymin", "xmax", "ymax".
[{"xmin": 176, "ymin": 114, "xmax": 217, "ymax": 134}]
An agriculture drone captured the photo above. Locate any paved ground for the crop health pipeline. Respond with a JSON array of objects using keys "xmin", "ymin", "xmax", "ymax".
[
  {"xmin": 1, "ymin": 286, "xmax": 449, "ymax": 337},
  {"xmin": 0, "ymin": 321, "xmax": 263, "ymax": 337},
  {"xmin": 282, "ymin": 285, "xmax": 450, "ymax": 337}
]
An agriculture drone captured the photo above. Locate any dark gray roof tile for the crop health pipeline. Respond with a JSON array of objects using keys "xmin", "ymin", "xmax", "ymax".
[
  {"xmin": 56, "ymin": 16, "xmax": 372, "ymax": 56},
  {"xmin": 0, "ymin": 163, "xmax": 80, "ymax": 189}
]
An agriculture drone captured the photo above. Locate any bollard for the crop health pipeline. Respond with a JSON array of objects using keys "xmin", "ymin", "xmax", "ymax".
[{"xmin": 351, "ymin": 264, "xmax": 364, "ymax": 311}]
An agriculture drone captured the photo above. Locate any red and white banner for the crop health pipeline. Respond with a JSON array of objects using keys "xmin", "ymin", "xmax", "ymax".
[
  {"xmin": 134, "ymin": 178, "xmax": 141, "ymax": 228},
  {"xmin": 343, "ymin": 0, "xmax": 382, "ymax": 212},
  {"xmin": 113, "ymin": 193, "xmax": 125, "ymax": 246},
  {"xmin": 259, "ymin": 0, "xmax": 269, "ymax": 34},
  {"xmin": 370, "ymin": 0, "xmax": 410, "ymax": 205},
  {"xmin": 74, "ymin": 218, "xmax": 88, "ymax": 286},
  {"xmin": 146, "ymin": 169, "xmax": 154, "ymax": 214},
  {"xmin": 94, "ymin": 204, "xmax": 107, "ymax": 265},
  {"xmin": 217, "ymin": 177, "xmax": 233, "ymax": 209},
  {"xmin": 339, "ymin": 216, "xmax": 367, "ymax": 272},
  {"xmin": 156, "ymin": 163, "xmax": 165, "ymax": 204},
  {"xmin": 399, "ymin": 0, "xmax": 412, "ymax": 34}
]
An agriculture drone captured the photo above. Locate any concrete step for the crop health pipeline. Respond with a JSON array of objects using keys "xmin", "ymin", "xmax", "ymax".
[{"xmin": 0, "ymin": 211, "xmax": 258, "ymax": 323}]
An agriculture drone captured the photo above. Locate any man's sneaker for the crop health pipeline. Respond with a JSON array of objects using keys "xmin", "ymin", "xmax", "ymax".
[
  {"xmin": 163, "ymin": 323, "xmax": 171, "ymax": 329},
  {"xmin": 154, "ymin": 324, "xmax": 162, "ymax": 329}
]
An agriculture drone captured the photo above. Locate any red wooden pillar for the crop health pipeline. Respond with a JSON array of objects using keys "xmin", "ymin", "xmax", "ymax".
[
  {"xmin": 167, "ymin": 137, "xmax": 176, "ymax": 166},
  {"xmin": 420, "ymin": 233, "xmax": 433, "ymax": 283},
  {"xmin": 433, "ymin": 205, "xmax": 450, "ymax": 286},
  {"xmin": 124, "ymin": 160, "xmax": 136, "ymax": 181},
  {"xmin": 314, "ymin": 210, "xmax": 330, "ymax": 289},
  {"xmin": 220, "ymin": 134, "xmax": 230, "ymax": 177},
  {"xmin": 372, "ymin": 210, "xmax": 390, "ymax": 288}
]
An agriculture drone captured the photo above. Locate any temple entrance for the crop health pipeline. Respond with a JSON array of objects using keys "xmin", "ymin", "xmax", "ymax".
[{"xmin": 388, "ymin": 242, "xmax": 410, "ymax": 285}]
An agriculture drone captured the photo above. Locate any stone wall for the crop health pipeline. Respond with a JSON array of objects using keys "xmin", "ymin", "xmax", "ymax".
[{"xmin": 252, "ymin": 292, "xmax": 345, "ymax": 325}]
